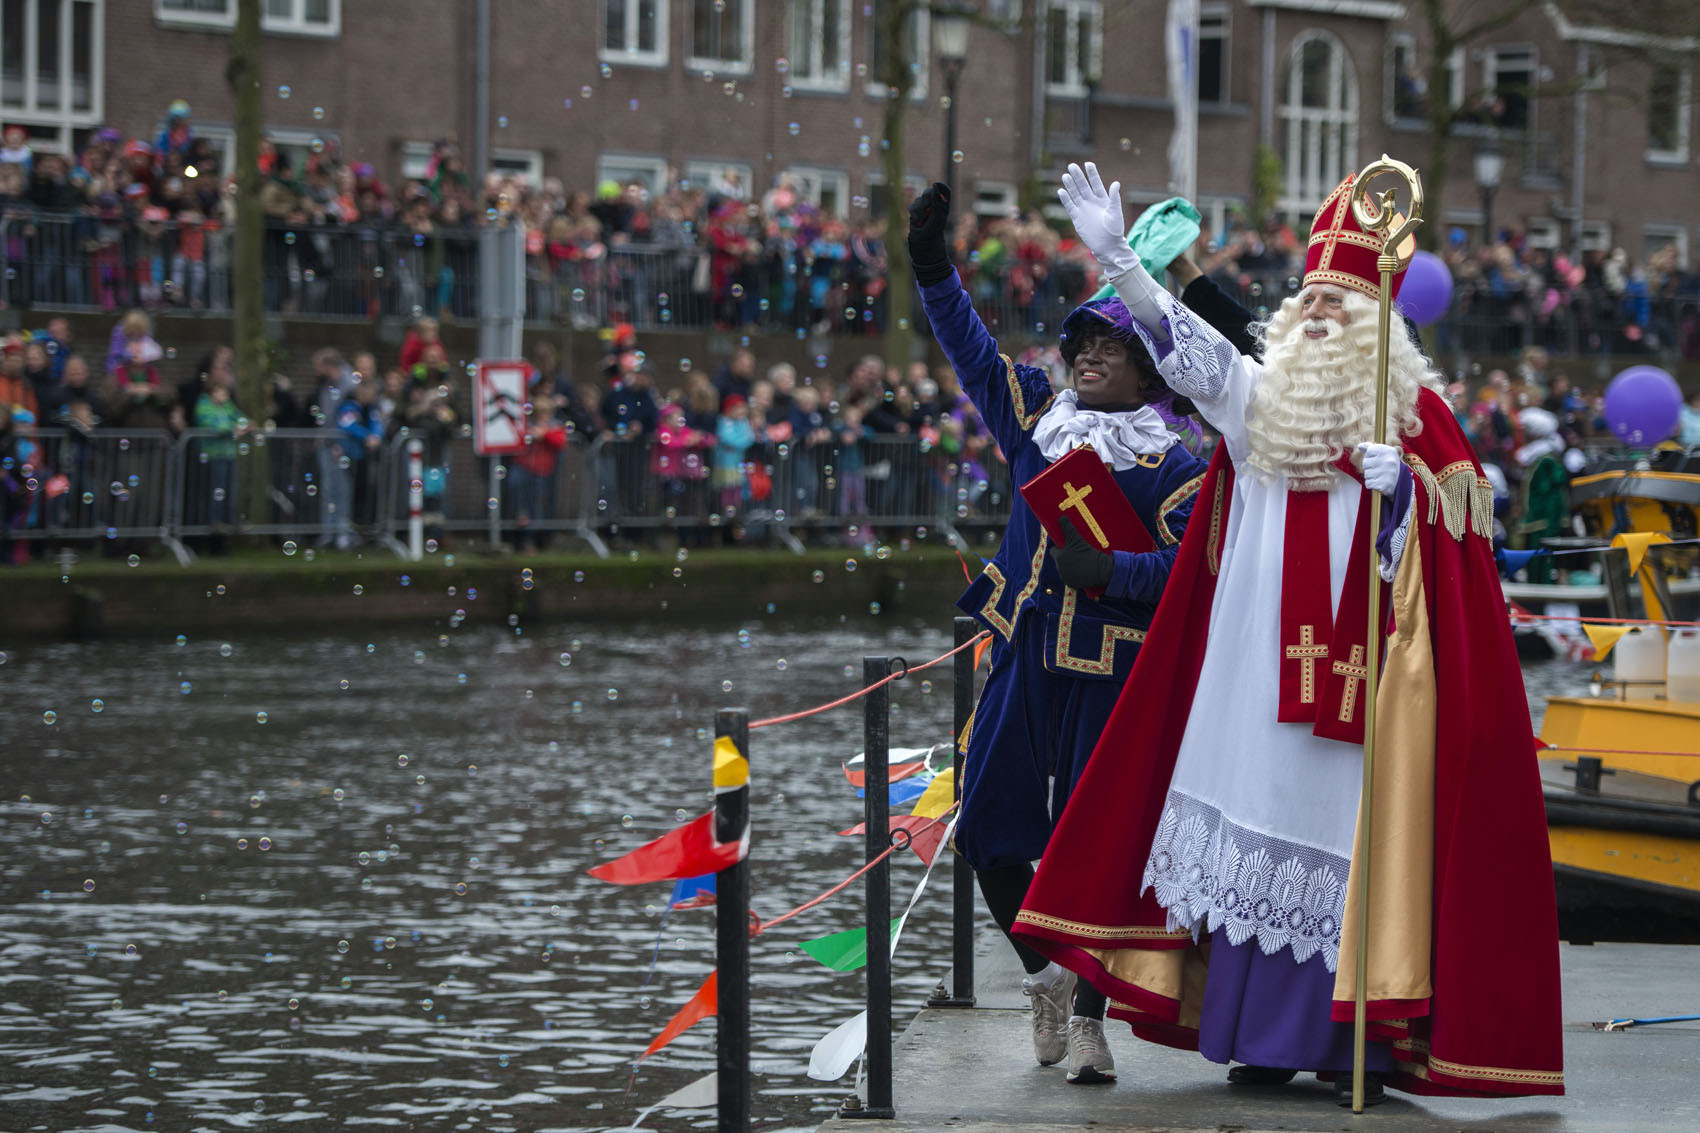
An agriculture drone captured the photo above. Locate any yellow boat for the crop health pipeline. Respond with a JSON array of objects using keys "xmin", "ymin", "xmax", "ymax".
[{"xmin": 1536, "ymin": 534, "xmax": 1700, "ymax": 943}]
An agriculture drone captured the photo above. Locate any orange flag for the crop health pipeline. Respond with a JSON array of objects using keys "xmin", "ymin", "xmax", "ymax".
[
  {"xmin": 973, "ymin": 633, "xmax": 992, "ymax": 672},
  {"xmin": 640, "ymin": 971, "xmax": 718, "ymax": 1063}
]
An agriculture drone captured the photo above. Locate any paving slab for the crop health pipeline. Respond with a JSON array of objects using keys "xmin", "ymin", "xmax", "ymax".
[{"xmin": 819, "ymin": 930, "xmax": 1700, "ymax": 1132}]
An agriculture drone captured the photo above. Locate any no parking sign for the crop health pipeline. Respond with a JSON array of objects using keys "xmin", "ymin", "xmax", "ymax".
[{"xmin": 473, "ymin": 360, "xmax": 530, "ymax": 455}]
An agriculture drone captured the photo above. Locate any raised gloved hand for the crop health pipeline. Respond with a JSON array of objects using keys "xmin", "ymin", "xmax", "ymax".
[
  {"xmin": 1356, "ymin": 442, "xmax": 1404, "ymax": 497},
  {"xmin": 906, "ymin": 181, "xmax": 955, "ymax": 287},
  {"xmin": 1057, "ymin": 162, "xmax": 1136, "ymax": 278},
  {"xmin": 1049, "ymin": 515, "xmax": 1115, "ymax": 593}
]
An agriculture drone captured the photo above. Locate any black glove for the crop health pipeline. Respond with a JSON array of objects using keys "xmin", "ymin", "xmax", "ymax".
[
  {"xmin": 906, "ymin": 181, "xmax": 955, "ymax": 287},
  {"xmin": 1048, "ymin": 515, "xmax": 1115, "ymax": 593}
]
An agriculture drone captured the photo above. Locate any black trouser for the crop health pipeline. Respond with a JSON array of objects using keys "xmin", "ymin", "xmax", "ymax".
[{"xmin": 978, "ymin": 863, "xmax": 1106, "ymax": 1020}]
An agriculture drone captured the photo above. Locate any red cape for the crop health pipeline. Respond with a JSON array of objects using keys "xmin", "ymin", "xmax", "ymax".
[{"xmin": 1013, "ymin": 389, "xmax": 1564, "ymax": 1097}]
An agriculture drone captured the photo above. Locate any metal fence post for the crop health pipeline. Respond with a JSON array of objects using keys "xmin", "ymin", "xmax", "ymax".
[
  {"xmin": 929, "ymin": 618, "xmax": 977, "ymax": 1008},
  {"xmin": 714, "ymin": 708, "xmax": 751, "ymax": 1133},
  {"xmin": 841, "ymin": 656, "xmax": 896, "ymax": 1119}
]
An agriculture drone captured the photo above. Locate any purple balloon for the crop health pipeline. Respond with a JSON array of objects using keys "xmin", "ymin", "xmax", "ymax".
[
  {"xmin": 1394, "ymin": 250, "xmax": 1453, "ymax": 326},
  {"xmin": 1604, "ymin": 365, "xmax": 1682, "ymax": 446}
]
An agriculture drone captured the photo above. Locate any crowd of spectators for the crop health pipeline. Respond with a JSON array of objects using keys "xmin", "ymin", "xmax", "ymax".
[{"xmin": 4, "ymin": 98, "xmax": 1697, "ymax": 362}]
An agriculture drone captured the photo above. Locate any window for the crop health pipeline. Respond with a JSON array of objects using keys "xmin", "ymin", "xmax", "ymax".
[
  {"xmin": 866, "ymin": 0, "xmax": 927, "ymax": 99},
  {"xmin": 1483, "ymin": 45, "xmax": 1535, "ymax": 132},
  {"xmin": 1045, "ymin": 0, "xmax": 1101, "ymax": 98},
  {"xmin": 784, "ymin": 165, "xmax": 849, "ymax": 217},
  {"xmin": 597, "ymin": 153, "xmax": 671, "ymax": 198},
  {"xmin": 984, "ymin": 0, "xmax": 1019, "ymax": 27},
  {"xmin": 1643, "ymin": 223, "xmax": 1688, "ymax": 270},
  {"xmin": 1199, "ymin": 4, "xmax": 1229, "ymax": 105},
  {"xmin": 1385, "ymin": 34, "xmax": 1462, "ymax": 123},
  {"xmin": 156, "ymin": 0, "xmax": 338, "ymax": 35},
  {"xmin": 1579, "ymin": 220, "xmax": 1611, "ymax": 254},
  {"xmin": 1647, "ymin": 61, "xmax": 1691, "ymax": 164},
  {"xmin": 687, "ymin": 0, "xmax": 751, "ymax": 73},
  {"xmin": 266, "ymin": 126, "xmax": 335, "ymax": 179},
  {"xmin": 601, "ymin": 0, "xmax": 667, "ymax": 66},
  {"xmin": 864, "ymin": 170, "xmax": 927, "ymax": 217},
  {"xmin": 789, "ymin": 0, "xmax": 849, "ymax": 91},
  {"xmin": 1525, "ymin": 217, "xmax": 1560, "ymax": 251},
  {"xmin": 1279, "ymin": 30, "xmax": 1358, "ymax": 217},
  {"xmin": 684, "ymin": 159, "xmax": 753, "ymax": 199},
  {"xmin": 491, "ymin": 148, "xmax": 543, "ymax": 189},
  {"xmin": 973, "ymin": 180, "xmax": 1018, "ymax": 218},
  {"xmin": 2, "ymin": 0, "xmax": 102, "ymax": 146}
]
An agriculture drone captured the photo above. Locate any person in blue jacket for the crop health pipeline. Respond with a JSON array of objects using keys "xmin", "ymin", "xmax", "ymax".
[{"xmin": 910, "ymin": 182, "xmax": 1252, "ymax": 1087}]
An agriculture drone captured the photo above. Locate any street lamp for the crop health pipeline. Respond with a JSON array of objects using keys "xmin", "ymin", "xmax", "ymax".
[
  {"xmin": 934, "ymin": 2, "xmax": 973, "ymax": 202},
  {"xmin": 1474, "ymin": 143, "xmax": 1505, "ymax": 247}
]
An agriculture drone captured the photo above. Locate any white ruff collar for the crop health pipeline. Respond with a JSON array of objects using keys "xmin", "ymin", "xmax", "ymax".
[{"xmin": 1033, "ymin": 389, "xmax": 1178, "ymax": 470}]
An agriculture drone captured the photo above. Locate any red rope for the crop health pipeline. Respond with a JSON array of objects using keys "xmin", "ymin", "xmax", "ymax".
[
  {"xmin": 748, "ymin": 632, "xmax": 990, "ymax": 729},
  {"xmin": 1511, "ymin": 610, "xmax": 1700, "ymax": 629},
  {"xmin": 749, "ymin": 803, "xmax": 959, "ymax": 937}
]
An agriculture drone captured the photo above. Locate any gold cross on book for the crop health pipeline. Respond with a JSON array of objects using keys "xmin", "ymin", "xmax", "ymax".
[
  {"xmin": 1331, "ymin": 644, "xmax": 1369, "ymax": 723},
  {"xmin": 1284, "ymin": 624, "xmax": 1329, "ymax": 704},
  {"xmin": 1059, "ymin": 481, "xmax": 1109, "ymax": 548}
]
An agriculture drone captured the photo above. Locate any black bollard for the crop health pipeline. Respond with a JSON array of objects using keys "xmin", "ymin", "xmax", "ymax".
[
  {"xmin": 714, "ymin": 708, "xmax": 751, "ymax": 1133},
  {"xmin": 841, "ymin": 656, "xmax": 896, "ymax": 1119},
  {"xmin": 929, "ymin": 617, "xmax": 977, "ymax": 1008}
]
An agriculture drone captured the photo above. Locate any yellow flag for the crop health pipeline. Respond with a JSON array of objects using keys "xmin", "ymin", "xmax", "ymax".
[
  {"xmin": 910, "ymin": 767, "xmax": 955, "ymax": 819},
  {"xmin": 1611, "ymin": 531, "xmax": 1671, "ymax": 577},
  {"xmin": 1582, "ymin": 624, "xmax": 1632, "ymax": 661},
  {"xmin": 712, "ymin": 735, "xmax": 748, "ymax": 789}
]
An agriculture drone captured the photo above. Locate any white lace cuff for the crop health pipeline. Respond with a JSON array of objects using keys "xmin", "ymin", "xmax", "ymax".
[
  {"xmin": 1379, "ymin": 492, "xmax": 1413, "ymax": 583},
  {"xmin": 1107, "ymin": 264, "xmax": 1237, "ymax": 403}
]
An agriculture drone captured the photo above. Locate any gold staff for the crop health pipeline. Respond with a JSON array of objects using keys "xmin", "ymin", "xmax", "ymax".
[{"xmin": 1345, "ymin": 155, "xmax": 1423, "ymax": 1115}]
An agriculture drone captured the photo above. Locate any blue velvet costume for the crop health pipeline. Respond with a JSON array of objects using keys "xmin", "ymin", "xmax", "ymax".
[{"xmin": 919, "ymin": 276, "xmax": 1208, "ymax": 871}]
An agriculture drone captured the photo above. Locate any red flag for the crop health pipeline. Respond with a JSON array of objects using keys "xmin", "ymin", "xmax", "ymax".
[
  {"xmin": 588, "ymin": 812, "xmax": 740, "ymax": 885},
  {"xmin": 838, "ymin": 815, "xmax": 947, "ymax": 867},
  {"xmin": 640, "ymin": 971, "xmax": 718, "ymax": 1063},
  {"xmin": 842, "ymin": 761, "xmax": 924, "ymax": 789}
]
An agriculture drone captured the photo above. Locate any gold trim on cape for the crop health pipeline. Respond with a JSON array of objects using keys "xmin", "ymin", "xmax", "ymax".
[
  {"xmin": 1157, "ymin": 473, "xmax": 1204, "ymax": 546},
  {"xmin": 1001, "ymin": 353, "xmax": 1054, "ymax": 430}
]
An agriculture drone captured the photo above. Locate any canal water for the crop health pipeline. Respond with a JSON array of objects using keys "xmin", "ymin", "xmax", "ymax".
[{"xmin": 0, "ymin": 616, "xmax": 1582, "ymax": 1132}]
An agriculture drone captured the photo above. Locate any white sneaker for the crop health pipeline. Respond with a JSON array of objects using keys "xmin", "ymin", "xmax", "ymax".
[
  {"xmin": 1065, "ymin": 1015, "xmax": 1117, "ymax": 1084},
  {"xmin": 1021, "ymin": 966, "xmax": 1074, "ymax": 1066}
]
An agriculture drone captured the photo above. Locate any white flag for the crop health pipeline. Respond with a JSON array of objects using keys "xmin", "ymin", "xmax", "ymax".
[{"xmin": 1165, "ymin": 0, "xmax": 1200, "ymax": 202}]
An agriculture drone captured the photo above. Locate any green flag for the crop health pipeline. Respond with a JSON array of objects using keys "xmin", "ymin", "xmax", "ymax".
[{"xmin": 800, "ymin": 918, "xmax": 904, "ymax": 972}]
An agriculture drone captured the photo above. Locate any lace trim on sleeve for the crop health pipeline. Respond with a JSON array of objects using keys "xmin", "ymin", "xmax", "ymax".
[{"xmin": 1380, "ymin": 496, "xmax": 1413, "ymax": 583}]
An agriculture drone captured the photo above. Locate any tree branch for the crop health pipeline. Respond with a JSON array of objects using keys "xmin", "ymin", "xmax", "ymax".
[{"xmin": 1450, "ymin": 0, "xmax": 1543, "ymax": 49}]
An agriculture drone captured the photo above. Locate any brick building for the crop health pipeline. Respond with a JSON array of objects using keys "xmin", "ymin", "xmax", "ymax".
[{"xmin": 10, "ymin": 1, "xmax": 1698, "ymax": 263}]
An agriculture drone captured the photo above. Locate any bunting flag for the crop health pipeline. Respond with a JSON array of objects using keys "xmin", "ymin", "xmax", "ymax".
[
  {"xmin": 1582, "ymin": 623, "xmax": 1632, "ymax": 661},
  {"xmin": 800, "ymin": 917, "xmax": 905, "ymax": 972},
  {"xmin": 837, "ymin": 814, "xmax": 948, "ymax": 866},
  {"xmin": 909, "ymin": 767, "xmax": 955, "ymax": 820},
  {"xmin": 1612, "ymin": 531, "xmax": 1671, "ymax": 577},
  {"xmin": 668, "ymin": 873, "xmax": 717, "ymax": 910},
  {"xmin": 808, "ymin": 1010, "xmax": 868, "ymax": 1082},
  {"xmin": 588, "ymin": 812, "xmax": 741, "ymax": 885},
  {"xmin": 1495, "ymin": 546, "xmax": 1548, "ymax": 579},
  {"xmin": 630, "ymin": 1071, "xmax": 718, "ymax": 1127},
  {"xmin": 804, "ymin": 813, "xmax": 958, "ymax": 1077},
  {"xmin": 638, "ymin": 971, "xmax": 717, "ymax": 1065},
  {"xmin": 842, "ymin": 761, "xmax": 926, "ymax": 789}
]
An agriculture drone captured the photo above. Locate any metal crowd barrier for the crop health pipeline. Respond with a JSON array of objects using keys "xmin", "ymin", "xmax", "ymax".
[{"xmin": 1, "ymin": 423, "xmax": 1018, "ymax": 562}]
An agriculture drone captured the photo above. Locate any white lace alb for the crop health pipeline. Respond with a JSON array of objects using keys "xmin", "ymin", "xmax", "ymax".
[
  {"xmin": 1033, "ymin": 390, "xmax": 1177, "ymax": 469},
  {"xmin": 1142, "ymin": 789, "xmax": 1350, "ymax": 970}
]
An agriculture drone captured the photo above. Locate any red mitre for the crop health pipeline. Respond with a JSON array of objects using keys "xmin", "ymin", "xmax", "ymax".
[{"xmin": 1302, "ymin": 174, "xmax": 1410, "ymax": 304}]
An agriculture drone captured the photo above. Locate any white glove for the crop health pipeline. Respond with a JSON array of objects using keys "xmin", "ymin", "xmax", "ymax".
[
  {"xmin": 1356, "ymin": 442, "xmax": 1403, "ymax": 496},
  {"xmin": 1058, "ymin": 162, "xmax": 1137, "ymax": 278}
]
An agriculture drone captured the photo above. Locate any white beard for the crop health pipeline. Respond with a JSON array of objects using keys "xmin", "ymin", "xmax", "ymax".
[{"xmin": 1245, "ymin": 296, "xmax": 1434, "ymax": 488}]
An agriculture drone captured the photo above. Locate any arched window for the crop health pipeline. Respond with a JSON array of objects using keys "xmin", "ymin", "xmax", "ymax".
[{"xmin": 1279, "ymin": 30, "xmax": 1358, "ymax": 220}]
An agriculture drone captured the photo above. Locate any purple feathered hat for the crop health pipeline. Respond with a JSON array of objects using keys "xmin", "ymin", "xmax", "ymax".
[{"xmin": 1059, "ymin": 296, "xmax": 1201, "ymax": 449}]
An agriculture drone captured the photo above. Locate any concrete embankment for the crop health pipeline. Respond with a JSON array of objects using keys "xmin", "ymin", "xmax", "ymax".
[{"xmin": 0, "ymin": 545, "xmax": 976, "ymax": 642}]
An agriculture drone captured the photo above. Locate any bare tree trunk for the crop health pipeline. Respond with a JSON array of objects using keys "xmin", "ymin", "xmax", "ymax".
[
  {"xmin": 228, "ymin": 0, "xmax": 266, "ymax": 526},
  {"xmin": 876, "ymin": 0, "xmax": 916, "ymax": 377}
]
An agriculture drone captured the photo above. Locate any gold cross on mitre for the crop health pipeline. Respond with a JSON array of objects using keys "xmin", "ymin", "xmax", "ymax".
[{"xmin": 1059, "ymin": 481, "xmax": 1109, "ymax": 548}]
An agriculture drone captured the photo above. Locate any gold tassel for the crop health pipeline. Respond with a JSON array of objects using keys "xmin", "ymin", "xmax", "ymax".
[
  {"xmin": 1405, "ymin": 454, "xmax": 1441, "ymax": 527},
  {"xmin": 1470, "ymin": 477, "xmax": 1494, "ymax": 539}
]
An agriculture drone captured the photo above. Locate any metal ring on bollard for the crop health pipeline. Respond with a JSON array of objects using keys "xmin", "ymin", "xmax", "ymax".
[
  {"xmin": 888, "ymin": 657, "xmax": 909, "ymax": 680},
  {"xmin": 888, "ymin": 826, "xmax": 914, "ymax": 850}
]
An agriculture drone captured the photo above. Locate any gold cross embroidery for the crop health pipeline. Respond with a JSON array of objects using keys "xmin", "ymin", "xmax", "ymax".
[
  {"xmin": 1331, "ymin": 644, "xmax": 1369, "ymax": 723},
  {"xmin": 1059, "ymin": 481, "xmax": 1109, "ymax": 548},
  {"xmin": 1284, "ymin": 624, "xmax": 1330, "ymax": 704}
]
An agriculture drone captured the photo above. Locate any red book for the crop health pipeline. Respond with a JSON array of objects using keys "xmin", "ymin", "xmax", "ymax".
[{"xmin": 1020, "ymin": 445, "xmax": 1155, "ymax": 599}]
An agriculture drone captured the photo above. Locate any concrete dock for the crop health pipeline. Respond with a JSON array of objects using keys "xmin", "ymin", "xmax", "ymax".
[{"xmin": 818, "ymin": 929, "xmax": 1699, "ymax": 1132}]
